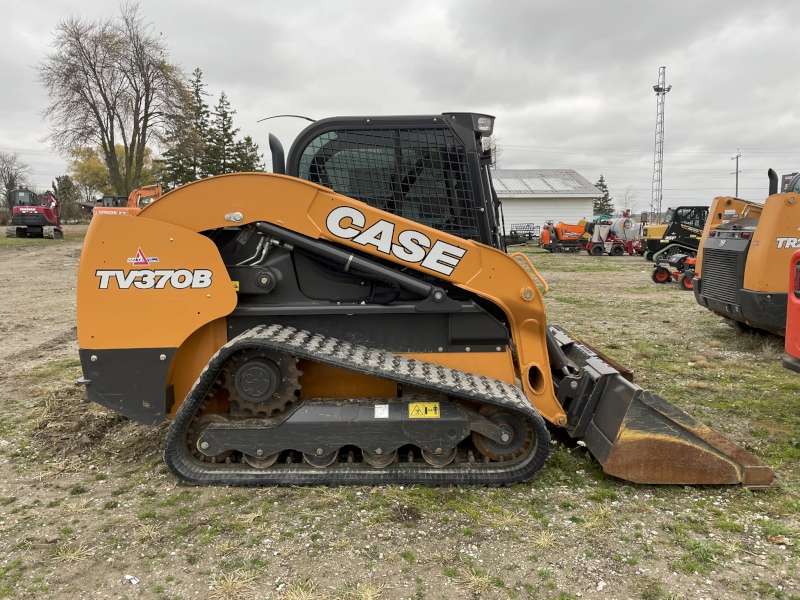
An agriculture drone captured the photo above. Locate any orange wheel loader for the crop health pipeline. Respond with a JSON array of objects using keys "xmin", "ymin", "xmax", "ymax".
[{"xmin": 76, "ymin": 113, "xmax": 773, "ymax": 488}]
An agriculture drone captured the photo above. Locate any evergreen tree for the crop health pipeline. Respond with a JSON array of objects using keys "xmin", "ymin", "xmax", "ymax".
[
  {"xmin": 162, "ymin": 68, "xmax": 210, "ymax": 188},
  {"xmin": 52, "ymin": 175, "xmax": 80, "ymax": 219},
  {"xmin": 203, "ymin": 92, "xmax": 240, "ymax": 176},
  {"xmin": 234, "ymin": 136, "xmax": 264, "ymax": 172},
  {"xmin": 593, "ymin": 175, "xmax": 614, "ymax": 215}
]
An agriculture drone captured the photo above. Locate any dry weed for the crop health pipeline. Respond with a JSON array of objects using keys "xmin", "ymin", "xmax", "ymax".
[
  {"xmin": 209, "ymin": 570, "xmax": 259, "ymax": 600},
  {"xmin": 52, "ymin": 544, "xmax": 93, "ymax": 563},
  {"xmin": 758, "ymin": 339, "xmax": 782, "ymax": 361},
  {"xmin": 215, "ymin": 539, "xmax": 242, "ymax": 556},
  {"xmin": 531, "ymin": 529, "xmax": 559, "ymax": 548},
  {"xmin": 430, "ymin": 549, "xmax": 457, "ymax": 565},
  {"xmin": 237, "ymin": 507, "xmax": 264, "ymax": 524},
  {"xmin": 135, "ymin": 524, "xmax": 161, "ymax": 544},
  {"xmin": 486, "ymin": 509, "xmax": 524, "ymax": 528},
  {"xmin": 61, "ymin": 499, "xmax": 91, "ymax": 515},
  {"xmin": 340, "ymin": 582, "xmax": 385, "ymax": 600},
  {"xmin": 582, "ymin": 506, "xmax": 616, "ymax": 533},
  {"xmin": 279, "ymin": 578, "xmax": 329, "ymax": 600},
  {"xmin": 255, "ymin": 521, "xmax": 276, "ymax": 537},
  {"xmin": 458, "ymin": 568, "xmax": 494, "ymax": 594}
]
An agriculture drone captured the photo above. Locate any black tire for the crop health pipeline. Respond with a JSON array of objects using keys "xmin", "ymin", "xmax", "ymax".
[
  {"xmin": 678, "ymin": 270, "xmax": 695, "ymax": 291},
  {"xmin": 651, "ymin": 266, "xmax": 671, "ymax": 284},
  {"xmin": 644, "ymin": 251, "xmax": 653, "ymax": 261},
  {"xmin": 590, "ymin": 244, "xmax": 604, "ymax": 256},
  {"xmin": 610, "ymin": 245, "xmax": 624, "ymax": 257}
]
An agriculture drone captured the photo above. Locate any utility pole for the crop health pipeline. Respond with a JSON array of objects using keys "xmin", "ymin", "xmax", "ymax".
[
  {"xmin": 651, "ymin": 67, "xmax": 672, "ymax": 221},
  {"xmin": 731, "ymin": 150, "xmax": 741, "ymax": 197}
]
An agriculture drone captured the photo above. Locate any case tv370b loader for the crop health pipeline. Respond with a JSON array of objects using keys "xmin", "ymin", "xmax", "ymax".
[{"xmin": 76, "ymin": 113, "xmax": 774, "ymax": 488}]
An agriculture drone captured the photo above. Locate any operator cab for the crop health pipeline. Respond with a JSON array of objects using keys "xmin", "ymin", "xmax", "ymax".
[
  {"xmin": 101, "ymin": 195, "xmax": 127, "ymax": 208},
  {"xmin": 664, "ymin": 206, "xmax": 708, "ymax": 229},
  {"xmin": 11, "ymin": 189, "xmax": 38, "ymax": 206},
  {"xmin": 273, "ymin": 113, "xmax": 505, "ymax": 250},
  {"xmin": 784, "ymin": 173, "xmax": 800, "ymax": 194}
]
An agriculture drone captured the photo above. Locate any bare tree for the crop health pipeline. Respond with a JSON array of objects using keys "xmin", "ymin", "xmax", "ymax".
[
  {"xmin": 38, "ymin": 3, "xmax": 186, "ymax": 196},
  {"xmin": 0, "ymin": 151, "xmax": 31, "ymax": 210},
  {"xmin": 485, "ymin": 134, "xmax": 504, "ymax": 169},
  {"xmin": 618, "ymin": 184, "xmax": 640, "ymax": 215}
]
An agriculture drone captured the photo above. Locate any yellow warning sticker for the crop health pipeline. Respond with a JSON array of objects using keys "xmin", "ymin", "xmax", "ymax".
[
  {"xmin": 408, "ymin": 402, "xmax": 440, "ymax": 419},
  {"xmin": 232, "ymin": 281, "xmax": 240, "ymax": 291}
]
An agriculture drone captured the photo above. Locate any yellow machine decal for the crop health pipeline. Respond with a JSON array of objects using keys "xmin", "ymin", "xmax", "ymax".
[
  {"xmin": 408, "ymin": 402, "xmax": 440, "ymax": 418},
  {"xmin": 232, "ymin": 281, "xmax": 240, "ymax": 291}
]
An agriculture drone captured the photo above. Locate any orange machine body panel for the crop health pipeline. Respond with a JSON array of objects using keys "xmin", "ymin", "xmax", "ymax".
[
  {"xmin": 696, "ymin": 196, "xmax": 764, "ymax": 278},
  {"xmin": 78, "ymin": 173, "xmax": 566, "ymax": 425},
  {"xmin": 553, "ymin": 222, "xmax": 587, "ymax": 241}
]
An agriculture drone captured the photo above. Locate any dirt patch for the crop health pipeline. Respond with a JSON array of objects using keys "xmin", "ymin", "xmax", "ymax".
[{"xmin": 0, "ymin": 240, "xmax": 797, "ymax": 600}]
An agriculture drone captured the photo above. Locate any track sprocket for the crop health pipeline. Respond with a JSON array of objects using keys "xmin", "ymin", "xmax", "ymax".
[{"xmin": 221, "ymin": 349, "xmax": 302, "ymax": 417}]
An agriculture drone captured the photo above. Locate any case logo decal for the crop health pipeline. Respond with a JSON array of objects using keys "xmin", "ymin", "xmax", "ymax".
[
  {"xmin": 776, "ymin": 237, "xmax": 800, "ymax": 249},
  {"xmin": 95, "ymin": 269, "xmax": 212, "ymax": 290},
  {"xmin": 325, "ymin": 206, "xmax": 467, "ymax": 276},
  {"xmin": 127, "ymin": 247, "xmax": 159, "ymax": 265}
]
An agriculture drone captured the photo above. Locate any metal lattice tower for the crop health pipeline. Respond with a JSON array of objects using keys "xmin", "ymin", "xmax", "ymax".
[{"xmin": 650, "ymin": 67, "xmax": 672, "ymax": 219}]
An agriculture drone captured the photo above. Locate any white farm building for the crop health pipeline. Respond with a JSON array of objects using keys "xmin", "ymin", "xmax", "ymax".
[{"xmin": 491, "ymin": 169, "xmax": 600, "ymax": 233}]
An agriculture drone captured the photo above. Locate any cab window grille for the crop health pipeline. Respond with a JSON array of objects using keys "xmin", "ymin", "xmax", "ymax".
[{"xmin": 297, "ymin": 128, "xmax": 480, "ymax": 240}]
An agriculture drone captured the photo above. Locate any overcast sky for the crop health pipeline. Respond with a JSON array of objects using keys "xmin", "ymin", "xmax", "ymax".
[{"xmin": 2, "ymin": 0, "xmax": 799, "ymax": 212}]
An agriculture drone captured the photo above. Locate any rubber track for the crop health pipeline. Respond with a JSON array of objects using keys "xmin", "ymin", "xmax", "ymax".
[{"xmin": 164, "ymin": 324, "xmax": 550, "ymax": 486}]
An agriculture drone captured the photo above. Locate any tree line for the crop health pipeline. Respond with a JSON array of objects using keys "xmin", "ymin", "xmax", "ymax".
[{"xmin": 0, "ymin": 4, "xmax": 265, "ymax": 218}]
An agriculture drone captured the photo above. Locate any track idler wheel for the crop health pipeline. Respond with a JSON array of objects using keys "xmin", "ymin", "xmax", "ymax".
[
  {"xmin": 651, "ymin": 266, "xmax": 671, "ymax": 284},
  {"xmin": 243, "ymin": 452, "xmax": 279, "ymax": 469},
  {"xmin": 471, "ymin": 406, "xmax": 532, "ymax": 461},
  {"xmin": 303, "ymin": 449, "xmax": 340, "ymax": 468},
  {"xmin": 192, "ymin": 414, "xmax": 233, "ymax": 463},
  {"xmin": 363, "ymin": 449, "xmax": 398, "ymax": 468},
  {"xmin": 421, "ymin": 447, "xmax": 457, "ymax": 468}
]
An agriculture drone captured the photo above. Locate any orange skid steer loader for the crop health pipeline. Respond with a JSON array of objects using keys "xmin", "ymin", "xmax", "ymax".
[{"xmin": 76, "ymin": 113, "xmax": 773, "ymax": 488}]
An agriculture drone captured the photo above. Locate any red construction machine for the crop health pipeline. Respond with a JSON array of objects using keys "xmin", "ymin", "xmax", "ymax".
[{"xmin": 5, "ymin": 188, "xmax": 63, "ymax": 239}]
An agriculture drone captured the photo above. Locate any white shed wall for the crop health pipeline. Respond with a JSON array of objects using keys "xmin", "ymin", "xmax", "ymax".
[{"xmin": 499, "ymin": 197, "xmax": 593, "ymax": 231}]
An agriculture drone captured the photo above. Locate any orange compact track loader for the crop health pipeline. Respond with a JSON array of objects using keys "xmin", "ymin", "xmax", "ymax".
[
  {"xmin": 92, "ymin": 183, "xmax": 163, "ymax": 217},
  {"xmin": 693, "ymin": 170, "xmax": 797, "ymax": 335},
  {"xmin": 76, "ymin": 113, "xmax": 773, "ymax": 488}
]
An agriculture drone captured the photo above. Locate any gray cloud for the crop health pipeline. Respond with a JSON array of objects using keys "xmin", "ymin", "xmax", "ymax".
[{"xmin": 2, "ymin": 0, "xmax": 798, "ymax": 209}]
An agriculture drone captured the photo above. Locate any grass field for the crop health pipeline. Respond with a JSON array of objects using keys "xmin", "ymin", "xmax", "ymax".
[
  {"xmin": 0, "ymin": 242, "xmax": 797, "ymax": 600},
  {"xmin": 0, "ymin": 224, "xmax": 88, "ymax": 248}
]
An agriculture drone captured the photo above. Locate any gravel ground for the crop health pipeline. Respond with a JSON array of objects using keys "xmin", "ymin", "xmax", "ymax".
[{"xmin": 0, "ymin": 236, "xmax": 797, "ymax": 600}]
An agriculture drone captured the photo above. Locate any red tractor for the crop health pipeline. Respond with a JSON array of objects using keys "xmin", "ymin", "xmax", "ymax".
[{"xmin": 5, "ymin": 188, "xmax": 63, "ymax": 239}]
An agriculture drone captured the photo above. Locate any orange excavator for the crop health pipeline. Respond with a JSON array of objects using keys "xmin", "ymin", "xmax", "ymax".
[
  {"xmin": 540, "ymin": 221, "xmax": 589, "ymax": 253},
  {"xmin": 92, "ymin": 184, "xmax": 163, "ymax": 217}
]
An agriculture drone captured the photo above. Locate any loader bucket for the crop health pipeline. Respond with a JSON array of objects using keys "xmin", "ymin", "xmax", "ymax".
[{"xmin": 549, "ymin": 326, "xmax": 776, "ymax": 489}]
